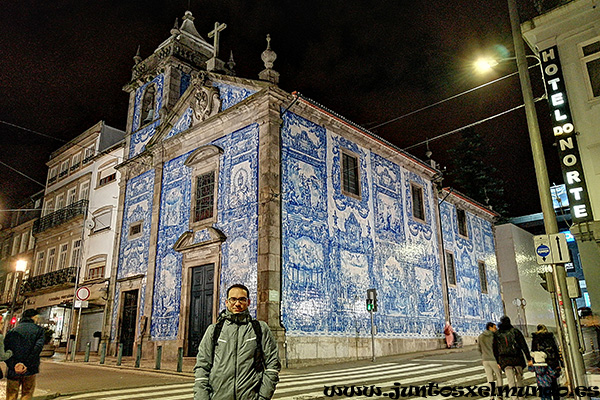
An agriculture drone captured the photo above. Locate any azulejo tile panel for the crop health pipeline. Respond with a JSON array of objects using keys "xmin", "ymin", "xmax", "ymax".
[
  {"xmin": 165, "ymin": 108, "xmax": 193, "ymax": 140},
  {"xmin": 440, "ymin": 201, "xmax": 503, "ymax": 336},
  {"xmin": 111, "ymin": 170, "xmax": 155, "ymax": 340},
  {"xmin": 281, "ymin": 111, "xmax": 445, "ymax": 339},
  {"xmin": 151, "ymin": 152, "xmax": 192, "ymax": 340},
  {"xmin": 212, "ymin": 82, "xmax": 257, "ymax": 111},
  {"xmin": 129, "ymin": 120, "xmax": 160, "ymax": 158},
  {"xmin": 213, "ymin": 124, "xmax": 259, "ymax": 314}
]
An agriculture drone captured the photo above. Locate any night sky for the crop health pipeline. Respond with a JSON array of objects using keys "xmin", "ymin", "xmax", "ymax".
[{"xmin": 0, "ymin": 0, "xmax": 563, "ymax": 226}]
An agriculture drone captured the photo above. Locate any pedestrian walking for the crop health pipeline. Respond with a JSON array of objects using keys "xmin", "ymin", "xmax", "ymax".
[
  {"xmin": 0, "ymin": 330, "xmax": 14, "ymax": 379},
  {"xmin": 4, "ymin": 308, "xmax": 45, "ymax": 400},
  {"xmin": 193, "ymin": 284, "xmax": 281, "ymax": 400},
  {"xmin": 493, "ymin": 316, "xmax": 532, "ymax": 400},
  {"xmin": 478, "ymin": 322, "xmax": 503, "ymax": 397},
  {"xmin": 530, "ymin": 324, "xmax": 561, "ymax": 400}
]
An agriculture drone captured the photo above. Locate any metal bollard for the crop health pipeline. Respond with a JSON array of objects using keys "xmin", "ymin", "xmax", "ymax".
[
  {"xmin": 100, "ymin": 342, "xmax": 107, "ymax": 364},
  {"xmin": 116, "ymin": 343, "xmax": 123, "ymax": 366},
  {"xmin": 135, "ymin": 343, "xmax": 142, "ymax": 368},
  {"xmin": 155, "ymin": 345, "xmax": 162, "ymax": 370},
  {"xmin": 84, "ymin": 342, "xmax": 91, "ymax": 362},
  {"xmin": 177, "ymin": 347, "xmax": 183, "ymax": 372}
]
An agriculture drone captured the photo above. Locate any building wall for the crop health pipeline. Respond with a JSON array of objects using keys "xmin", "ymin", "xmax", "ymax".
[
  {"xmin": 496, "ymin": 224, "xmax": 555, "ymax": 332},
  {"xmin": 440, "ymin": 201, "xmax": 503, "ymax": 335}
]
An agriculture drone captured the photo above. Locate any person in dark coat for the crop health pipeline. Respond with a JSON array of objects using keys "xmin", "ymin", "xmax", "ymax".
[
  {"xmin": 530, "ymin": 324, "xmax": 561, "ymax": 400},
  {"xmin": 493, "ymin": 316, "xmax": 532, "ymax": 400},
  {"xmin": 4, "ymin": 308, "xmax": 45, "ymax": 400}
]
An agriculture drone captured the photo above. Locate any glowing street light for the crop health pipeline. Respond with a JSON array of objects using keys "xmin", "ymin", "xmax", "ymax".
[{"xmin": 5, "ymin": 259, "xmax": 27, "ymax": 332}]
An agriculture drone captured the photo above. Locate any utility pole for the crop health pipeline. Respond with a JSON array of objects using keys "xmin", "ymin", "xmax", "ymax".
[{"xmin": 507, "ymin": 0, "xmax": 589, "ymax": 397}]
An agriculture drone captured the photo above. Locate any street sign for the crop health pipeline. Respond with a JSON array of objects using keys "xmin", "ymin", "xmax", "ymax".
[
  {"xmin": 75, "ymin": 300, "xmax": 89, "ymax": 308},
  {"xmin": 76, "ymin": 286, "xmax": 91, "ymax": 301},
  {"xmin": 534, "ymin": 234, "xmax": 571, "ymax": 265}
]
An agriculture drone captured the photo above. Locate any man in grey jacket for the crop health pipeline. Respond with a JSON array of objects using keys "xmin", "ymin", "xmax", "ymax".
[
  {"xmin": 478, "ymin": 322, "xmax": 503, "ymax": 396},
  {"xmin": 194, "ymin": 284, "xmax": 281, "ymax": 400}
]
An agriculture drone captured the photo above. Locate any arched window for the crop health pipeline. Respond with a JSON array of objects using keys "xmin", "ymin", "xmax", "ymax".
[
  {"xmin": 141, "ymin": 84, "xmax": 156, "ymax": 125},
  {"xmin": 86, "ymin": 254, "xmax": 107, "ymax": 280}
]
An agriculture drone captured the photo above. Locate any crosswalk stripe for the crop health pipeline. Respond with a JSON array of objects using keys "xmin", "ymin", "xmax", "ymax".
[
  {"xmin": 278, "ymin": 363, "xmax": 428, "ymax": 386},
  {"xmin": 279, "ymin": 363, "xmax": 415, "ymax": 383},
  {"xmin": 97, "ymin": 387, "xmax": 191, "ymax": 400},
  {"xmin": 281, "ymin": 362, "xmax": 399, "ymax": 379},
  {"xmin": 63, "ymin": 383, "xmax": 193, "ymax": 399},
  {"xmin": 275, "ymin": 364, "xmax": 452, "ymax": 395}
]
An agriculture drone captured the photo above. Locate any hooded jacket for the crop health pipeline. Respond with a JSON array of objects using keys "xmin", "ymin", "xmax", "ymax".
[
  {"xmin": 193, "ymin": 310, "xmax": 281, "ymax": 400},
  {"xmin": 493, "ymin": 319, "xmax": 531, "ymax": 370},
  {"xmin": 4, "ymin": 317, "xmax": 44, "ymax": 378},
  {"xmin": 477, "ymin": 329, "xmax": 496, "ymax": 361}
]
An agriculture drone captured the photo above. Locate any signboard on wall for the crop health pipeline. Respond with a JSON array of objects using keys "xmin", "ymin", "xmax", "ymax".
[{"xmin": 539, "ymin": 45, "xmax": 594, "ymax": 223}]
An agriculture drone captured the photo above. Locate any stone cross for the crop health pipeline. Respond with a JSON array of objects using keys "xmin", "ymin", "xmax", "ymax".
[{"xmin": 208, "ymin": 22, "xmax": 227, "ymax": 58}]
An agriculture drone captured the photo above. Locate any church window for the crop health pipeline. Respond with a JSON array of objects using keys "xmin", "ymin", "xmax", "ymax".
[
  {"xmin": 194, "ymin": 172, "xmax": 216, "ymax": 222},
  {"xmin": 580, "ymin": 38, "xmax": 600, "ymax": 99},
  {"xmin": 129, "ymin": 221, "xmax": 143, "ymax": 239},
  {"xmin": 478, "ymin": 261, "xmax": 488, "ymax": 293},
  {"xmin": 141, "ymin": 84, "xmax": 157, "ymax": 125},
  {"xmin": 445, "ymin": 251, "xmax": 456, "ymax": 286},
  {"xmin": 457, "ymin": 208, "xmax": 468, "ymax": 238},
  {"xmin": 341, "ymin": 150, "xmax": 360, "ymax": 198},
  {"xmin": 411, "ymin": 183, "xmax": 425, "ymax": 222}
]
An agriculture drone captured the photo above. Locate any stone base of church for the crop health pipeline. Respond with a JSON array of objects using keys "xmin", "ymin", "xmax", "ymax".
[{"xmin": 284, "ymin": 335, "xmax": 471, "ymax": 367}]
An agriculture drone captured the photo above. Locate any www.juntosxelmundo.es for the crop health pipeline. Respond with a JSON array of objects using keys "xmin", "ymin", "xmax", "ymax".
[{"xmin": 323, "ymin": 382, "xmax": 600, "ymax": 398}]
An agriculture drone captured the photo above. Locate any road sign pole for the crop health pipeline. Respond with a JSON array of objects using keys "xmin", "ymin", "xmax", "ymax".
[{"xmin": 370, "ymin": 308, "xmax": 375, "ymax": 362}]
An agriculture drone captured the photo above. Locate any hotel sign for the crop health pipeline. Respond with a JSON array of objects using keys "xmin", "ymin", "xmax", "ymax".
[{"xmin": 540, "ymin": 45, "xmax": 593, "ymax": 223}]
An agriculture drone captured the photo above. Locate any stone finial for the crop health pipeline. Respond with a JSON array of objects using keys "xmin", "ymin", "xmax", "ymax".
[
  {"xmin": 183, "ymin": 11, "xmax": 194, "ymax": 22},
  {"xmin": 133, "ymin": 45, "xmax": 142, "ymax": 65},
  {"xmin": 170, "ymin": 18, "xmax": 180, "ymax": 36},
  {"xmin": 227, "ymin": 51, "xmax": 236, "ymax": 73},
  {"xmin": 261, "ymin": 34, "xmax": 277, "ymax": 69},
  {"xmin": 259, "ymin": 34, "xmax": 279, "ymax": 84}
]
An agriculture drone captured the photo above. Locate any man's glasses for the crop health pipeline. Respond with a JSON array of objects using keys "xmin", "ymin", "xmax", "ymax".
[{"xmin": 227, "ymin": 297, "xmax": 248, "ymax": 303}]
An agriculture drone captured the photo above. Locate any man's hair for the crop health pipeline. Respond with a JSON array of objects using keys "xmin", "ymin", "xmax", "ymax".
[
  {"xmin": 23, "ymin": 308, "xmax": 39, "ymax": 319},
  {"xmin": 486, "ymin": 322, "xmax": 496, "ymax": 330},
  {"xmin": 227, "ymin": 284, "xmax": 250, "ymax": 298}
]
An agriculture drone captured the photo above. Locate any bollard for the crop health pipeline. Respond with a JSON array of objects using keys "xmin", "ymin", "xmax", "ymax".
[
  {"xmin": 116, "ymin": 343, "xmax": 123, "ymax": 366},
  {"xmin": 135, "ymin": 343, "xmax": 142, "ymax": 368},
  {"xmin": 100, "ymin": 342, "xmax": 107, "ymax": 364},
  {"xmin": 177, "ymin": 347, "xmax": 183, "ymax": 372},
  {"xmin": 84, "ymin": 342, "xmax": 91, "ymax": 362},
  {"xmin": 155, "ymin": 345, "xmax": 162, "ymax": 370}
]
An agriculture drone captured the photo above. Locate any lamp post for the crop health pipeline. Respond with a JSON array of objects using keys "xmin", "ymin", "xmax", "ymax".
[
  {"xmin": 7, "ymin": 259, "xmax": 27, "ymax": 331},
  {"xmin": 507, "ymin": 0, "xmax": 589, "ymax": 395}
]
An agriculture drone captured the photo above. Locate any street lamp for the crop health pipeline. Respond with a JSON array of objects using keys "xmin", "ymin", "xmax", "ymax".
[{"xmin": 6, "ymin": 259, "xmax": 27, "ymax": 331}]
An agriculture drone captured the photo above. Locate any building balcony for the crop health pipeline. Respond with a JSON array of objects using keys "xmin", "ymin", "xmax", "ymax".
[
  {"xmin": 22, "ymin": 267, "xmax": 77, "ymax": 294},
  {"xmin": 33, "ymin": 199, "xmax": 88, "ymax": 235}
]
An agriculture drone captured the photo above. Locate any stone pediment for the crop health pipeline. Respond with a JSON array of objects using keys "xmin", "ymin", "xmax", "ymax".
[{"xmin": 173, "ymin": 227, "xmax": 226, "ymax": 252}]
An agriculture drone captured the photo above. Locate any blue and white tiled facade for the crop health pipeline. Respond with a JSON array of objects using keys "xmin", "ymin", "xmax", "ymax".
[
  {"xmin": 440, "ymin": 201, "xmax": 503, "ymax": 336},
  {"xmin": 281, "ymin": 111, "xmax": 446, "ymax": 339},
  {"xmin": 129, "ymin": 75, "xmax": 165, "ymax": 158},
  {"xmin": 212, "ymin": 82, "xmax": 257, "ymax": 111},
  {"xmin": 111, "ymin": 170, "xmax": 155, "ymax": 340}
]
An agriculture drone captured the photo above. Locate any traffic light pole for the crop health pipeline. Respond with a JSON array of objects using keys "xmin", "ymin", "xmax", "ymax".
[
  {"xmin": 507, "ymin": 0, "xmax": 589, "ymax": 395},
  {"xmin": 370, "ymin": 308, "xmax": 375, "ymax": 362}
]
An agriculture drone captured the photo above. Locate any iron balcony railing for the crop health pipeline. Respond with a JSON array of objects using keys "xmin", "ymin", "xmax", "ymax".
[
  {"xmin": 33, "ymin": 199, "xmax": 88, "ymax": 234},
  {"xmin": 22, "ymin": 266, "xmax": 77, "ymax": 294}
]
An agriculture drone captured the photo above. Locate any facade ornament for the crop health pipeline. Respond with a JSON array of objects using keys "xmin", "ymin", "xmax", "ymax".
[
  {"xmin": 133, "ymin": 45, "xmax": 142, "ymax": 65},
  {"xmin": 259, "ymin": 34, "xmax": 279, "ymax": 84},
  {"xmin": 227, "ymin": 51, "xmax": 236, "ymax": 75},
  {"xmin": 191, "ymin": 82, "xmax": 221, "ymax": 123},
  {"xmin": 206, "ymin": 22, "xmax": 227, "ymax": 72}
]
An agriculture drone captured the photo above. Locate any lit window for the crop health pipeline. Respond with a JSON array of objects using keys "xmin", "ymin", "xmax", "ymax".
[
  {"xmin": 194, "ymin": 172, "xmax": 215, "ymax": 222},
  {"xmin": 478, "ymin": 261, "xmax": 488, "ymax": 293},
  {"xmin": 580, "ymin": 38, "xmax": 600, "ymax": 99},
  {"xmin": 411, "ymin": 183, "xmax": 425, "ymax": 221},
  {"xmin": 446, "ymin": 251, "xmax": 456, "ymax": 286},
  {"xmin": 457, "ymin": 208, "xmax": 468, "ymax": 238},
  {"xmin": 341, "ymin": 151, "xmax": 360, "ymax": 197}
]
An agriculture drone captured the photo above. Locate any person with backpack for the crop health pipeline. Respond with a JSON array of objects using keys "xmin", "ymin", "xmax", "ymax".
[
  {"xmin": 530, "ymin": 324, "xmax": 561, "ymax": 400},
  {"xmin": 493, "ymin": 316, "xmax": 533, "ymax": 400},
  {"xmin": 193, "ymin": 284, "xmax": 281, "ymax": 400},
  {"xmin": 478, "ymin": 322, "xmax": 503, "ymax": 396}
]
